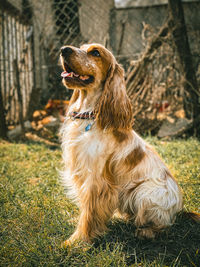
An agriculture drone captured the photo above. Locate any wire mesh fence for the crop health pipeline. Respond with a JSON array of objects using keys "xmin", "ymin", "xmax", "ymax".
[
  {"xmin": 50, "ymin": 0, "xmax": 81, "ymax": 58},
  {"xmin": 0, "ymin": 0, "xmax": 199, "ymax": 135}
]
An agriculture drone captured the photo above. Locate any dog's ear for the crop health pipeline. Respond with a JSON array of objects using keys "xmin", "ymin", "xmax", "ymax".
[{"xmin": 95, "ymin": 63, "xmax": 133, "ymax": 130}]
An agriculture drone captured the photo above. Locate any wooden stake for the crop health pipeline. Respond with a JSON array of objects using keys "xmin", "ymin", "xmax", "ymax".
[
  {"xmin": 13, "ymin": 59, "xmax": 25, "ymax": 137},
  {"xmin": 0, "ymin": 87, "xmax": 7, "ymax": 139}
]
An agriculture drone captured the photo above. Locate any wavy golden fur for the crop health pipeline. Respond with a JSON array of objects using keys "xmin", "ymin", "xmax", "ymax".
[{"xmin": 60, "ymin": 44, "xmax": 183, "ymax": 245}]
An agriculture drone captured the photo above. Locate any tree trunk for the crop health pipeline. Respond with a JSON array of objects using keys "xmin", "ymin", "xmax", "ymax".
[
  {"xmin": 0, "ymin": 87, "xmax": 7, "ymax": 139},
  {"xmin": 168, "ymin": 0, "xmax": 200, "ymax": 128}
]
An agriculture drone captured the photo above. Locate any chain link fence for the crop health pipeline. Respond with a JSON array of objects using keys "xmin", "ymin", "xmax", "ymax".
[
  {"xmin": 50, "ymin": 0, "xmax": 81, "ymax": 58},
  {"xmin": 1, "ymin": 0, "xmax": 199, "ymax": 135}
]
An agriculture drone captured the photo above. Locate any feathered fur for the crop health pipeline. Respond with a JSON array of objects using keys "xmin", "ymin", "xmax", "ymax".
[{"xmin": 60, "ymin": 43, "xmax": 184, "ymax": 245}]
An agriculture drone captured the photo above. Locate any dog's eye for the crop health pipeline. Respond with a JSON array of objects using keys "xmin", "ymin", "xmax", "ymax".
[{"xmin": 90, "ymin": 50, "xmax": 100, "ymax": 57}]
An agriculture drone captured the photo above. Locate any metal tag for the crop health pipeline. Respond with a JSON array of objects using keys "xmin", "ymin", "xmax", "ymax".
[{"xmin": 85, "ymin": 123, "xmax": 92, "ymax": 132}]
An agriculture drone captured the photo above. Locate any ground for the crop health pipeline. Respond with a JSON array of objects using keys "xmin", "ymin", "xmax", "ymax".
[{"xmin": 0, "ymin": 137, "xmax": 200, "ymax": 266}]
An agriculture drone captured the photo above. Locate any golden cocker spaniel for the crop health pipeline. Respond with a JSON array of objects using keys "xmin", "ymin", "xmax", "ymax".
[{"xmin": 60, "ymin": 43, "xmax": 183, "ymax": 245}]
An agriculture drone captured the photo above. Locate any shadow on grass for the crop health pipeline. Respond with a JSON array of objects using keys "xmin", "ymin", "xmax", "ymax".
[{"xmin": 94, "ymin": 214, "xmax": 200, "ymax": 266}]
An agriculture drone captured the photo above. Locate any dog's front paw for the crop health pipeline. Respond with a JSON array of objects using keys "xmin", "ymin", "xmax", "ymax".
[
  {"xmin": 62, "ymin": 233, "xmax": 79, "ymax": 248},
  {"xmin": 62, "ymin": 231, "xmax": 91, "ymax": 248},
  {"xmin": 62, "ymin": 239, "xmax": 72, "ymax": 249}
]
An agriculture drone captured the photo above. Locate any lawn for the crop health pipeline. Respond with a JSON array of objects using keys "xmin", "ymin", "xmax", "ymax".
[{"xmin": 0, "ymin": 137, "xmax": 200, "ymax": 266}]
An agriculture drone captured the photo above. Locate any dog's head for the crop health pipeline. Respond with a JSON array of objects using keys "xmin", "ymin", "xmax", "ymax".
[
  {"xmin": 60, "ymin": 43, "xmax": 115, "ymax": 91},
  {"xmin": 60, "ymin": 44, "xmax": 133, "ymax": 130}
]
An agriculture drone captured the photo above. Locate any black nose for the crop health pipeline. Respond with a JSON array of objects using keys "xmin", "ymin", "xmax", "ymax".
[{"xmin": 61, "ymin": 47, "xmax": 73, "ymax": 57}]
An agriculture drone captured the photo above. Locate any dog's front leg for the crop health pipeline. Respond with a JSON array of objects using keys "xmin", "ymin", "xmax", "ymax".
[{"xmin": 64, "ymin": 184, "xmax": 118, "ymax": 245}]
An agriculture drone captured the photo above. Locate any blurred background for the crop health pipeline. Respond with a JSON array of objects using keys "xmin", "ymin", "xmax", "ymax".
[{"xmin": 0, "ymin": 0, "xmax": 200, "ymax": 140}]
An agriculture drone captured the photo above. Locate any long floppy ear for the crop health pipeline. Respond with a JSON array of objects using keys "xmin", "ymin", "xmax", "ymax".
[{"xmin": 95, "ymin": 63, "xmax": 133, "ymax": 130}]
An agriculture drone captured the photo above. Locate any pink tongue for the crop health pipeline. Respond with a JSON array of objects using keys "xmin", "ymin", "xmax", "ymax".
[{"xmin": 61, "ymin": 71, "xmax": 71, "ymax": 78}]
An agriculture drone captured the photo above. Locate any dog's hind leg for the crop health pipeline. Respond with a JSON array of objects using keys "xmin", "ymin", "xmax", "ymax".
[{"xmin": 119, "ymin": 178, "xmax": 182, "ymax": 239}]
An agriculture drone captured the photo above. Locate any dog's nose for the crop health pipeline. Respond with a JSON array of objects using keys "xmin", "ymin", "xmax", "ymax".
[{"xmin": 61, "ymin": 47, "xmax": 73, "ymax": 57}]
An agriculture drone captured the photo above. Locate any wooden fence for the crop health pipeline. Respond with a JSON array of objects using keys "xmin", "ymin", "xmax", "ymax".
[{"xmin": 0, "ymin": 4, "xmax": 34, "ymax": 125}]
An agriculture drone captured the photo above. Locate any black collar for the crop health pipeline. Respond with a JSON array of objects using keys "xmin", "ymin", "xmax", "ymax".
[{"xmin": 69, "ymin": 111, "xmax": 95, "ymax": 120}]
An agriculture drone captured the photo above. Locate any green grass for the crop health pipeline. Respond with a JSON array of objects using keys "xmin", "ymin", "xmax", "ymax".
[{"xmin": 0, "ymin": 137, "xmax": 200, "ymax": 266}]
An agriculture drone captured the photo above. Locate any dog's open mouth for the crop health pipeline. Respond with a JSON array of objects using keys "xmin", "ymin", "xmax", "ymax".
[{"xmin": 61, "ymin": 62, "xmax": 94, "ymax": 84}]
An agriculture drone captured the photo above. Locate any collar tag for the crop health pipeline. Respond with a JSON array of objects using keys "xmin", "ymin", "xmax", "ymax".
[{"xmin": 85, "ymin": 123, "xmax": 93, "ymax": 132}]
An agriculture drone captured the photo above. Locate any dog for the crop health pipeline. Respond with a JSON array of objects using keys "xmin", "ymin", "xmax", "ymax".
[{"xmin": 59, "ymin": 43, "xmax": 183, "ymax": 245}]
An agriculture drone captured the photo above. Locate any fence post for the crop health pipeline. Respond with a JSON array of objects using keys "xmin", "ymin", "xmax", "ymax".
[
  {"xmin": 13, "ymin": 59, "xmax": 25, "ymax": 137},
  {"xmin": 0, "ymin": 87, "xmax": 7, "ymax": 139}
]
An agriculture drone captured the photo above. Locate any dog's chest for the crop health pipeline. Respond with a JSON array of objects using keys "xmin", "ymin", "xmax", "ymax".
[{"xmin": 66, "ymin": 121, "xmax": 105, "ymax": 160}]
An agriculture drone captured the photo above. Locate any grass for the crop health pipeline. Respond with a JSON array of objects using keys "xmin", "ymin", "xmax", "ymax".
[{"xmin": 0, "ymin": 137, "xmax": 200, "ymax": 266}]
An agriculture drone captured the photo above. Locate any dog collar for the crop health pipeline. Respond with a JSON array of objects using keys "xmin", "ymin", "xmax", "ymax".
[
  {"xmin": 69, "ymin": 111, "xmax": 95, "ymax": 120},
  {"xmin": 69, "ymin": 111, "xmax": 95, "ymax": 132}
]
